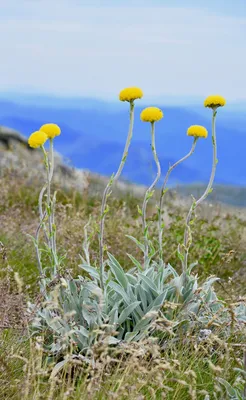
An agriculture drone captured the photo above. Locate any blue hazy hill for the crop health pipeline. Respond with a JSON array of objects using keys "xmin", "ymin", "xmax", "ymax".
[{"xmin": 0, "ymin": 94, "xmax": 245, "ymax": 186}]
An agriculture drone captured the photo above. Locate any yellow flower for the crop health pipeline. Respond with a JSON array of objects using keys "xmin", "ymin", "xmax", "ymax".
[
  {"xmin": 187, "ymin": 125, "xmax": 208, "ymax": 138},
  {"xmin": 119, "ymin": 87, "xmax": 143, "ymax": 102},
  {"xmin": 140, "ymin": 107, "xmax": 163, "ymax": 123},
  {"xmin": 28, "ymin": 131, "xmax": 48, "ymax": 148},
  {"xmin": 204, "ymin": 95, "xmax": 226, "ymax": 109},
  {"xmin": 40, "ymin": 123, "xmax": 61, "ymax": 139}
]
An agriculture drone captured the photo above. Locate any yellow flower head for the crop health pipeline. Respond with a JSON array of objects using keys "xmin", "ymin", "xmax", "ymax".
[
  {"xmin": 140, "ymin": 107, "xmax": 163, "ymax": 123},
  {"xmin": 40, "ymin": 123, "xmax": 61, "ymax": 139},
  {"xmin": 204, "ymin": 95, "xmax": 226, "ymax": 109},
  {"xmin": 187, "ymin": 125, "xmax": 208, "ymax": 138},
  {"xmin": 119, "ymin": 87, "xmax": 143, "ymax": 102},
  {"xmin": 28, "ymin": 131, "xmax": 48, "ymax": 148}
]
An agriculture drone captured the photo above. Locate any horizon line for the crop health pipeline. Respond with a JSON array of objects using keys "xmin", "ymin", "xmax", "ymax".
[{"xmin": 1, "ymin": 90, "xmax": 246, "ymax": 107}]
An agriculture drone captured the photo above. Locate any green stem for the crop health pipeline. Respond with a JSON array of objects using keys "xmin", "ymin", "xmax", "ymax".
[
  {"xmin": 36, "ymin": 146, "xmax": 51, "ymax": 294},
  {"xmin": 49, "ymin": 139, "xmax": 57, "ymax": 256},
  {"xmin": 48, "ymin": 139, "xmax": 59, "ymax": 275},
  {"xmin": 183, "ymin": 109, "xmax": 217, "ymax": 273},
  {"xmin": 142, "ymin": 122, "xmax": 161, "ymax": 268},
  {"xmin": 99, "ymin": 101, "xmax": 135, "ymax": 290},
  {"xmin": 34, "ymin": 214, "xmax": 47, "ymax": 295},
  {"xmin": 38, "ymin": 183, "xmax": 49, "ymax": 243},
  {"xmin": 46, "ymin": 141, "xmax": 54, "ymax": 255},
  {"xmin": 158, "ymin": 137, "xmax": 198, "ymax": 260},
  {"xmin": 42, "ymin": 141, "xmax": 58, "ymax": 275},
  {"xmin": 41, "ymin": 146, "xmax": 52, "ymax": 250}
]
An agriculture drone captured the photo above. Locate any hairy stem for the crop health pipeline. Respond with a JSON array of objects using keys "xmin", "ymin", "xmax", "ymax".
[
  {"xmin": 34, "ymin": 211, "xmax": 48, "ymax": 295},
  {"xmin": 158, "ymin": 137, "xmax": 198, "ymax": 260},
  {"xmin": 142, "ymin": 122, "xmax": 161, "ymax": 267},
  {"xmin": 49, "ymin": 140, "xmax": 57, "ymax": 256},
  {"xmin": 38, "ymin": 184, "xmax": 49, "ymax": 243},
  {"xmin": 48, "ymin": 139, "xmax": 59, "ymax": 275},
  {"xmin": 41, "ymin": 146, "xmax": 52, "ymax": 250},
  {"xmin": 99, "ymin": 101, "xmax": 135, "ymax": 290},
  {"xmin": 41, "ymin": 141, "xmax": 58, "ymax": 275},
  {"xmin": 183, "ymin": 109, "xmax": 217, "ymax": 273}
]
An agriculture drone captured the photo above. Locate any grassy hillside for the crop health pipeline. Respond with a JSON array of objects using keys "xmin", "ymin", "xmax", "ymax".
[
  {"xmin": 0, "ymin": 142, "xmax": 246, "ymax": 399},
  {"xmin": 1, "ymin": 169, "xmax": 246, "ymax": 294},
  {"xmin": 175, "ymin": 183, "xmax": 246, "ymax": 207}
]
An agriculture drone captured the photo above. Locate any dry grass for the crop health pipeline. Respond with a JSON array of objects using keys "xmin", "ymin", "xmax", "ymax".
[
  {"xmin": 0, "ymin": 323, "xmax": 245, "ymax": 399},
  {"xmin": 0, "ymin": 155, "xmax": 246, "ymax": 399}
]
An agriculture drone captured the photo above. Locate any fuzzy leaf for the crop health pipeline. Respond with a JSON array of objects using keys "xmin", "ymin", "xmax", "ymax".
[
  {"xmin": 117, "ymin": 302, "xmax": 141, "ymax": 325},
  {"xmin": 127, "ymin": 253, "xmax": 143, "ymax": 271},
  {"xmin": 139, "ymin": 274, "xmax": 159, "ymax": 296},
  {"xmin": 216, "ymin": 378, "xmax": 239, "ymax": 398},
  {"xmin": 202, "ymin": 276, "xmax": 220, "ymax": 290},
  {"xmin": 107, "ymin": 253, "xmax": 128, "ymax": 289},
  {"xmin": 108, "ymin": 281, "xmax": 129, "ymax": 304},
  {"xmin": 126, "ymin": 235, "xmax": 145, "ymax": 253},
  {"xmin": 125, "ymin": 273, "xmax": 138, "ymax": 285},
  {"xmin": 106, "ymin": 336, "xmax": 121, "ymax": 345},
  {"xmin": 79, "ymin": 264, "xmax": 100, "ymax": 281},
  {"xmin": 124, "ymin": 331, "xmax": 139, "ymax": 342},
  {"xmin": 147, "ymin": 291, "xmax": 167, "ymax": 312},
  {"xmin": 136, "ymin": 284, "xmax": 147, "ymax": 310},
  {"xmin": 50, "ymin": 359, "xmax": 67, "ymax": 379}
]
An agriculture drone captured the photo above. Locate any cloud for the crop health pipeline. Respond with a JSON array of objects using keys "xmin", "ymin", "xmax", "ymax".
[{"xmin": 0, "ymin": 1, "xmax": 245, "ymax": 101}]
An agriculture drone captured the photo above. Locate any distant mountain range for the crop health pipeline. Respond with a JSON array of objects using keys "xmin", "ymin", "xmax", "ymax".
[{"xmin": 0, "ymin": 93, "xmax": 246, "ymax": 186}]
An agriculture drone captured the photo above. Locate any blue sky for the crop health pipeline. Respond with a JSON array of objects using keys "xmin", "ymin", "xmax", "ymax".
[{"xmin": 0, "ymin": 0, "xmax": 245, "ymax": 102}]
